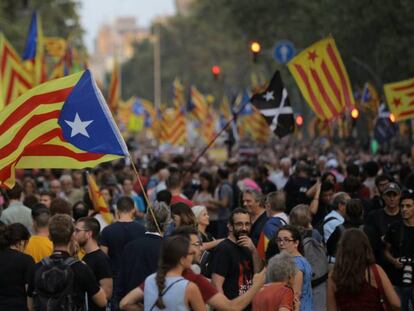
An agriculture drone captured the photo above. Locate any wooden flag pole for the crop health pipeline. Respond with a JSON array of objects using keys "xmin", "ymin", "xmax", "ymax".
[{"xmin": 129, "ymin": 154, "xmax": 162, "ymax": 234}]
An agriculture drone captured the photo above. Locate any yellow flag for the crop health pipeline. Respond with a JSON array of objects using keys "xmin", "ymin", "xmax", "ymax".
[
  {"xmin": 288, "ymin": 37, "xmax": 354, "ymax": 120},
  {"xmin": 383, "ymin": 77, "xmax": 414, "ymax": 122}
]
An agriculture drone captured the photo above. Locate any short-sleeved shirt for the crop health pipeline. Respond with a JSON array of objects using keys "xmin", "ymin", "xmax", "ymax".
[
  {"xmin": 27, "ymin": 252, "xmax": 100, "ymax": 309},
  {"xmin": 25, "ymin": 235, "xmax": 53, "ymax": 263},
  {"xmin": 0, "ymin": 248, "xmax": 35, "ymax": 311},
  {"xmin": 83, "ymin": 249, "xmax": 112, "ymax": 311},
  {"xmin": 323, "ymin": 210, "xmax": 344, "ymax": 242},
  {"xmin": 0, "ymin": 202, "xmax": 32, "ymax": 231},
  {"xmin": 99, "ymin": 221, "xmax": 145, "ymax": 276},
  {"xmin": 294, "ymin": 256, "xmax": 313, "ymax": 311},
  {"xmin": 252, "ymin": 283, "xmax": 294, "ymax": 311},
  {"xmin": 384, "ymin": 221, "xmax": 414, "ymax": 286},
  {"xmin": 211, "ymin": 239, "xmax": 254, "ymax": 301}
]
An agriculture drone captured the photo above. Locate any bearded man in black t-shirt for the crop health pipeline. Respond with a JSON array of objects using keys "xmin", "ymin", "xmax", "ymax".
[
  {"xmin": 75, "ymin": 217, "xmax": 112, "ymax": 311},
  {"xmin": 211, "ymin": 208, "xmax": 263, "ymax": 308},
  {"xmin": 384, "ymin": 191, "xmax": 414, "ymax": 310}
]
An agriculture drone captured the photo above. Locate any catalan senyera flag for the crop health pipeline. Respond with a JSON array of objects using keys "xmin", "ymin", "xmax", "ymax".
[
  {"xmin": 173, "ymin": 78, "xmax": 185, "ymax": 109},
  {"xmin": 160, "ymin": 107, "xmax": 187, "ymax": 145},
  {"xmin": 107, "ymin": 58, "xmax": 120, "ymax": 113},
  {"xmin": 384, "ymin": 77, "xmax": 414, "ymax": 122},
  {"xmin": 0, "ymin": 33, "xmax": 33, "ymax": 109},
  {"xmin": 44, "ymin": 37, "xmax": 67, "ymax": 58},
  {"xmin": 0, "ymin": 70, "xmax": 128, "ymax": 188},
  {"xmin": 22, "ymin": 11, "xmax": 46, "ymax": 85},
  {"xmin": 288, "ymin": 37, "xmax": 354, "ymax": 120},
  {"xmin": 87, "ymin": 173, "xmax": 113, "ymax": 224},
  {"xmin": 188, "ymin": 86, "xmax": 209, "ymax": 121}
]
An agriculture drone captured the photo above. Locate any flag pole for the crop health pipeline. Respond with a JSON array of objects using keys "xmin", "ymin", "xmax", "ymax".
[
  {"xmin": 191, "ymin": 98, "xmax": 250, "ymax": 166},
  {"xmin": 128, "ymin": 154, "xmax": 162, "ymax": 234}
]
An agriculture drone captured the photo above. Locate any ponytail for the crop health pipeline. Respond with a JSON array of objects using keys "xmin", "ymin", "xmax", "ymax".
[{"xmin": 155, "ymin": 264, "xmax": 168, "ymax": 309}]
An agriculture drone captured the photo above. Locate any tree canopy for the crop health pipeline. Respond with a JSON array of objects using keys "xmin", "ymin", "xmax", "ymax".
[{"xmin": 121, "ymin": 0, "xmax": 414, "ymax": 113}]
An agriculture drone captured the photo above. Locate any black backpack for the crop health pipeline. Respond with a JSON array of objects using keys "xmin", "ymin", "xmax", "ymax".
[{"xmin": 33, "ymin": 256, "xmax": 84, "ymax": 311}]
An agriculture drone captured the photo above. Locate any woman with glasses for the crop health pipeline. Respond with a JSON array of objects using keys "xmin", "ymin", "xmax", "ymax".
[
  {"xmin": 327, "ymin": 228, "xmax": 400, "ymax": 311},
  {"xmin": 276, "ymin": 225, "xmax": 312, "ymax": 311},
  {"xmin": 144, "ymin": 235, "xmax": 206, "ymax": 311}
]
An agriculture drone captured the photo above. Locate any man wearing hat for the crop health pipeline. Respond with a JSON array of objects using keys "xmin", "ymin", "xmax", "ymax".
[{"xmin": 365, "ymin": 182, "xmax": 401, "ymax": 267}]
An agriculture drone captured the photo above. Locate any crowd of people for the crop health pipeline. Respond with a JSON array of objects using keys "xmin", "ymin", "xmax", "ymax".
[{"xmin": 0, "ymin": 138, "xmax": 413, "ymax": 310}]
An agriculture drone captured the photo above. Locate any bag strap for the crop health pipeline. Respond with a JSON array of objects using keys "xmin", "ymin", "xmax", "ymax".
[
  {"xmin": 371, "ymin": 265, "xmax": 388, "ymax": 311},
  {"xmin": 323, "ymin": 216, "xmax": 338, "ymax": 226},
  {"xmin": 149, "ymin": 278, "xmax": 186, "ymax": 311},
  {"xmin": 275, "ymin": 217, "xmax": 287, "ymax": 225}
]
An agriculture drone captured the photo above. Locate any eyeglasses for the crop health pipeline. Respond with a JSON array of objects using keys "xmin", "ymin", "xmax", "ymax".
[
  {"xmin": 276, "ymin": 238, "xmax": 295, "ymax": 244},
  {"xmin": 191, "ymin": 241, "xmax": 202, "ymax": 247}
]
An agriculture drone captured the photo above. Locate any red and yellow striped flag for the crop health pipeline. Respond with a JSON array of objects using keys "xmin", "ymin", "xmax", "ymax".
[
  {"xmin": 87, "ymin": 173, "xmax": 113, "ymax": 224},
  {"xmin": 288, "ymin": 37, "xmax": 354, "ymax": 120},
  {"xmin": 189, "ymin": 86, "xmax": 209, "ymax": 121},
  {"xmin": 0, "ymin": 33, "xmax": 33, "ymax": 110},
  {"xmin": 160, "ymin": 107, "xmax": 187, "ymax": 145},
  {"xmin": 384, "ymin": 77, "xmax": 414, "ymax": 122},
  {"xmin": 173, "ymin": 78, "xmax": 185, "ymax": 109},
  {"xmin": 240, "ymin": 107, "xmax": 269, "ymax": 142},
  {"xmin": 0, "ymin": 70, "xmax": 128, "ymax": 188},
  {"xmin": 107, "ymin": 58, "xmax": 120, "ymax": 113}
]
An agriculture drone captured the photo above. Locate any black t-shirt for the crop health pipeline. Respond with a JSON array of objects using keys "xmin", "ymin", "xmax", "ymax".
[
  {"xmin": 326, "ymin": 220, "xmax": 363, "ymax": 257},
  {"xmin": 211, "ymin": 239, "xmax": 254, "ymax": 303},
  {"xmin": 384, "ymin": 221, "xmax": 414, "ymax": 286},
  {"xmin": 99, "ymin": 221, "xmax": 145, "ymax": 276},
  {"xmin": 250, "ymin": 211, "xmax": 268, "ymax": 247},
  {"xmin": 284, "ymin": 176, "xmax": 312, "ymax": 213},
  {"xmin": 0, "ymin": 248, "xmax": 35, "ymax": 311},
  {"xmin": 27, "ymin": 251, "xmax": 100, "ymax": 309},
  {"xmin": 83, "ymin": 249, "xmax": 112, "ymax": 311},
  {"xmin": 118, "ymin": 233, "xmax": 162, "ymax": 297}
]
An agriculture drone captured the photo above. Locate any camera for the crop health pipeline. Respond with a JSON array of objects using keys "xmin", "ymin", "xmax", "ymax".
[{"xmin": 399, "ymin": 257, "xmax": 413, "ymax": 285}]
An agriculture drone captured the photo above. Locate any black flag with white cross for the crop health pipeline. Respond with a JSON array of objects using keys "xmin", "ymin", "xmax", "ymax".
[{"xmin": 250, "ymin": 71, "xmax": 294, "ymax": 138}]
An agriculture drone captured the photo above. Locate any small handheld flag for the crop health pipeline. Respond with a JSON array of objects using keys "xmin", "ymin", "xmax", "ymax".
[{"xmin": 87, "ymin": 173, "xmax": 113, "ymax": 224}]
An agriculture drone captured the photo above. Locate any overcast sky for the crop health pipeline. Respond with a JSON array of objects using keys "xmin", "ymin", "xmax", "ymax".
[{"xmin": 79, "ymin": 0, "xmax": 176, "ymax": 52}]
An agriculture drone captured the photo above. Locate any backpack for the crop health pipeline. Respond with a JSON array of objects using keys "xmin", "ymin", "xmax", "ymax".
[
  {"xmin": 303, "ymin": 233, "xmax": 329, "ymax": 288},
  {"xmin": 34, "ymin": 255, "xmax": 83, "ymax": 311},
  {"xmin": 316, "ymin": 216, "xmax": 338, "ymax": 242}
]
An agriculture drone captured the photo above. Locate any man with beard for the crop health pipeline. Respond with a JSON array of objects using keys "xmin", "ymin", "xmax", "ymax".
[
  {"xmin": 211, "ymin": 208, "xmax": 263, "ymax": 308},
  {"xmin": 75, "ymin": 217, "xmax": 112, "ymax": 311}
]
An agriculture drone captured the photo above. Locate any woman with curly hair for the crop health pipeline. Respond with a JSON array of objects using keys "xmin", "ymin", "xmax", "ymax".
[
  {"xmin": 143, "ymin": 235, "xmax": 206, "ymax": 311},
  {"xmin": 327, "ymin": 228, "xmax": 400, "ymax": 311}
]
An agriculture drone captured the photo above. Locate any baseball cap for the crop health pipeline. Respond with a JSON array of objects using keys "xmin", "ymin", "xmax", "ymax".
[{"xmin": 383, "ymin": 182, "xmax": 401, "ymax": 195}]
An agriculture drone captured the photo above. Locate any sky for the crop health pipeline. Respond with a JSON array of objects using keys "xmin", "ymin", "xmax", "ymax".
[{"xmin": 79, "ymin": 0, "xmax": 176, "ymax": 52}]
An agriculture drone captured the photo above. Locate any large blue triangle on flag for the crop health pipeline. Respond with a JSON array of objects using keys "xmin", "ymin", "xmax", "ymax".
[{"xmin": 58, "ymin": 70, "xmax": 128, "ymax": 156}]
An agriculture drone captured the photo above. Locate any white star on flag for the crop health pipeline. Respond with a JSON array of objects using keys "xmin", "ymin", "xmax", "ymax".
[
  {"xmin": 263, "ymin": 91, "xmax": 274, "ymax": 101},
  {"xmin": 65, "ymin": 113, "xmax": 94, "ymax": 138}
]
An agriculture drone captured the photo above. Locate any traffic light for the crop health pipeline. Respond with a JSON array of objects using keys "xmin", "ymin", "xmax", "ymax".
[
  {"xmin": 389, "ymin": 113, "xmax": 396, "ymax": 123},
  {"xmin": 250, "ymin": 41, "xmax": 261, "ymax": 63},
  {"xmin": 351, "ymin": 108, "xmax": 359, "ymax": 119},
  {"xmin": 211, "ymin": 65, "xmax": 221, "ymax": 81},
  {"xmin": 295, "ymin": 114, "xmax": 303, "ymax": 126}
]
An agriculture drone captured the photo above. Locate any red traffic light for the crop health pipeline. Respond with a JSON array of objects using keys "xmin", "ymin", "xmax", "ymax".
[
  {"xmin": 211, "ymin": 65, "xmax": 221, "ymax": 75},
  {"xmin": 295, "ymin": 115, "xmax": 303, "ymax": 126}
]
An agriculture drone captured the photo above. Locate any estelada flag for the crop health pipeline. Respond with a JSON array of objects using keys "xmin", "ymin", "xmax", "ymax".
[
  {"xmin": 0, "ymin": 70, "xmax": 128, "ymax": 188},
  {"xmin": 288, "ymin": 36, "xmax": 354, "ymax": 120},
  {"xmin": 0, "ymin": 33, "xmax": 33, "ymax": 109},
  {"xmin": 87, "ymin": 173, "xmax": 113, "ymax": 224},
  {"xmin": 107, "ymin": 58, "xmax": 120, "ymax": 113},
  {"xmin": 383, "ymin": 77, "xmax": 414, "ymax": 122},
  {"xmin": 22, "ymin": 11, "xmax": 46, "ymax": 85}
]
